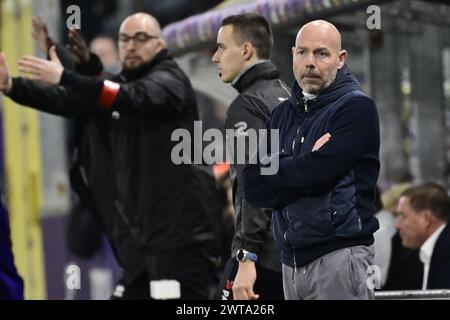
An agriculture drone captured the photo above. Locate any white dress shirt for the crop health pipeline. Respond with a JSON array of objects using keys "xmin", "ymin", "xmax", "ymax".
[{"xmin": 419, "ymin": 223, "xmax": 447, "ymax": 290}]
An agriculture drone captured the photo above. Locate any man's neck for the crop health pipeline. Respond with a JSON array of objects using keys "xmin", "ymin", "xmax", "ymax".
[
  {"xmin": 426, "ymin": 221, "xmax": 446, "ymax": 240},
  {"xmin": 231, "ymin": 58, "xmax": 265, "ymax": 86}
]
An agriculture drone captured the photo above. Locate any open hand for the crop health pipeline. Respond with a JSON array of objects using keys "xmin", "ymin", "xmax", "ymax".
[
  {"xmin": 19, "ymin": 46, "xmax": 64, "ymax": 84},
  {"xmin": 0, "ymin": 52, "xmax": 12, "ymax": 93},
  {"xmin": 32, "ymin": 16, "xmax": 54, "ymax": 54},
  {"xmin": 67, "ymin": 28, "xmax": 90, "ymax": 65},
  {"xmin": 232, "ymin": 262, "xmax": 259, "ymax": 300}
]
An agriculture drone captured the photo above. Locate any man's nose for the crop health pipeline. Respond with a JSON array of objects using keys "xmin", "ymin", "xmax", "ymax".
[
  {"xmin": 305, "ymin": 53, "xmax": 316, "ymax": 69},
  {"xmin": 211, "ymin": 51, "xmax": 219, "ymax": 64},
  {"xmin": 394, "ymin": 217, "xmax": 401, "ymax": 230},
  {"xmin": 125, "ymin": 40, "xmax": 137, "ymax": 51}
]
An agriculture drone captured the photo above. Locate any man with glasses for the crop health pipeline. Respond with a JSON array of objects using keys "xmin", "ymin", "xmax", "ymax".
[{"xmin": 0, "ymin": 13, "xmax": 221, "ymax": 299}]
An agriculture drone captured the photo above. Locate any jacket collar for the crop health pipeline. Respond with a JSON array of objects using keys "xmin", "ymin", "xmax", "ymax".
[
  {"xmin": 290, "ymin": 64, "xmax": 362, "ymax": 116},
  {"xmin": 120, "ymin": 49, "xmax": 171, "ymax": 81},
  {"xmin": 232, "ymin": 60, "xmax": 279, "ymax": 93}
]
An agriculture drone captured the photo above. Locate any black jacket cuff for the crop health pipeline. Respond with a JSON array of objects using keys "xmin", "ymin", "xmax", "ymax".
[
  {"xmin": 238, "ymin": 241, "xmax": 262, "ymax": 255},
  {"xmin": 76, "ymin": 53, "xmax": 103, "ymax": 76}
]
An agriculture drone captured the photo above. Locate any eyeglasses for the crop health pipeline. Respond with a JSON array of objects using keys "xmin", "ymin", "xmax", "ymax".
[{"xmin": 118, "ymin": 32, "xmax": 159, "ymax": 45}]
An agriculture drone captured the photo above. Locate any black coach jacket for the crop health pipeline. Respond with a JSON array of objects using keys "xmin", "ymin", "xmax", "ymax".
[
  {"xmin": 225, "ymin": 61, "xmax": 290, "ymax": 272},
  {"xmin": 8, "ymin": 50, "xmax": 221, "ymax": 283}
]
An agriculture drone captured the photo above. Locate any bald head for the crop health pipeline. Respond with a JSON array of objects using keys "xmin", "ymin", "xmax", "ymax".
[
  {"xmin": 120, "ymin": 13, "xmax": 162, "ymax": 37},
  {"xmin": 296, "ymin": 20, "xmax": 342, "ymax": 54},
  {"xmin": 292, "ymin": 20, "xmax": 347, "ymax": 94},
  {"xmin": 118, "ymin": 13, "xmax": 166, "ymax": 71}
]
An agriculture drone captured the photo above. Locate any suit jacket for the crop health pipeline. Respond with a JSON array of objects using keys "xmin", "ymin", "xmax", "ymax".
[
  {"xmin": 383, "ymin": 232, "xmax": 423, "ymax": 290},
  {"xmin": 428, "ymin": 223, "xmax": 450, "ymax": 289}
]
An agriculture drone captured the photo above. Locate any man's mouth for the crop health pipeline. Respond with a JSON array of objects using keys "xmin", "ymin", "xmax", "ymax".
[
  {"xmin": 126, "ymin": 56, "xmax": 141, "ymax": 61},
  {"xmin": 302, "ymin": 74, "xmax": 320, "ymax": 79}
]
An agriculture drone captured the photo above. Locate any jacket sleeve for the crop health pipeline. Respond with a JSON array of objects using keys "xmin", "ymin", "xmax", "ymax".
[
  {"xmin": 243, "ymin": 161, "xmax": 301, "ymax": 209},
  {"xmin": 244, "ymin": 96, "xmax": 380, "ymax": 207},
  {"xmin": 226, "ymin": 96, "xmax": 273, "ymax": 254},
  {"xmin": 59, "ymin": 66, "xmax": 190, "ymax": 117},
  {"xmin": 6, "ymin": 77, "xmax": 105, "ymax": 118}
]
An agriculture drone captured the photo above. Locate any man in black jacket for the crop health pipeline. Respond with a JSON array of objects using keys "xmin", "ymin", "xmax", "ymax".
[
  {"xmin": 396, "ymin": 182, "xmax": 450, "ymax": 290},
  {"xmin": 0, "ymin": 13, "xmax": 220, "ymax": 299},
  {"xmin": 212, "ymin": 13, "xmax": 289, "ymax": 300},
  {"xmin": 243, "ymin": 20, "xmax": 380, "ymax": 299}
]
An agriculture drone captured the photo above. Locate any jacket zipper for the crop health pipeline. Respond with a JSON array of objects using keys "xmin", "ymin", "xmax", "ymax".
[
  {"xmin": 304, "ymin": 98, "xmax": 309, "ymax": 113},
  {"xmin": 285, "ymin": 208, "xmax": 297, "ymax": 283},
  {"xmin": 288, "ymin": 98, "xmax": 310, "ymax": 282},
  {"xmin": 292, "ymin": 99, "xmax": 309, "ymax": 154},
  {"xmin": 291, "ymin": 126, "xmax": 301, "ymax": 153},
  {"xmin": 115, "ymin": 199, "xmax": 130, "ymax": 226}
]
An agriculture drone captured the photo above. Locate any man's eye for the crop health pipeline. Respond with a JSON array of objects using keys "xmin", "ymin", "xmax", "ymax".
[{"xmin": 297, "ymin": 50, "xmax": 304, "ymax": 55}]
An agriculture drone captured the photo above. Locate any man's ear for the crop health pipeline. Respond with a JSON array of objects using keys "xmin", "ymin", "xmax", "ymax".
[
  {"xmin": 242, "ymin": 42, "xmax": 254, "ymax": 61},
  {"xmin": 156, "ymin": 38, "xmax": 166, "ymax": 51},
  {"xmin": 422, "ymin": 209, "xmax": 433, "ymax": 228},
  {"xmin": 337, "ymin": 49, "xmax": 347, "ymax": 69}
]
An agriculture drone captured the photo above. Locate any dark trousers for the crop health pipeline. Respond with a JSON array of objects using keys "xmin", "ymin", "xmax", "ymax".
[{"xmin": 111, "ymin": 241, "xmax": 219, "ymax": 300}]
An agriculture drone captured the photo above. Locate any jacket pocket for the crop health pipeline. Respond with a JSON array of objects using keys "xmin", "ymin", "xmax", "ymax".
[
  {"xmin": 330, "ymin": 173, "xmax": 361, "ymax": 238},
  {"xmin": 272, "ymin": 209, "xmax": 291, "ymax": 251},
  {"xmin": 330, "ymin": 207, "xmax": 362, "ymax": 238},
  {"xmin": 286, "ymin": 194, "xmax": 334, "ymax": 247}
]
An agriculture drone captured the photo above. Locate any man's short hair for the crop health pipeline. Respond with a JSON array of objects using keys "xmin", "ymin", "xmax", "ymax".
[
  {"xmin": 221, "ymin": 13, "xmax": 273, "ymax": 59},
  {"xmin": 401, "ymin": 182, "xmax": 450, "ymax": 222}
]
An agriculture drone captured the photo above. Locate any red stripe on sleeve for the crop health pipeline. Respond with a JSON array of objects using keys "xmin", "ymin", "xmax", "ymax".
[{"xmin": 98, "ymin": 80, "xmax": 120, "ymax": 108}]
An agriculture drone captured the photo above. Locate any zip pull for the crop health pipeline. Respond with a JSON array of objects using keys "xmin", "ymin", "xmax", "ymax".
[{"xmin": 303, "ymin": 98, "xmax": 309, "ymax": 113}]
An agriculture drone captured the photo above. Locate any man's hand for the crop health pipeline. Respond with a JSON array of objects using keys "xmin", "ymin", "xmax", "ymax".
[
  {"xmin": 18, "ymin": 46, "xmax": 63, "ymax": 84},
  {"xmin": 312, "ymin": 132, "xmax": 331, "ymax": 152},
  {"xmin": 232, "ymin": 261, "xmax": 259, "ymax": 300},
  {"xmin": 67, "ymin": 28, "xmax": 90, "ymax": 65},
  {"xmin": 32, "ymin": 16, "xmax": 54, "ymax": 54},
  {"xmin": 0, "ymin": 53, "xmax": 12, "ymax": 94}
]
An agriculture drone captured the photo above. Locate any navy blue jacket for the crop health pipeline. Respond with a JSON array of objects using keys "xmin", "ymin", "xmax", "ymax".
[{"xmin": 243, "ymin": 65, "xmax": 380, "ymax": 268}]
